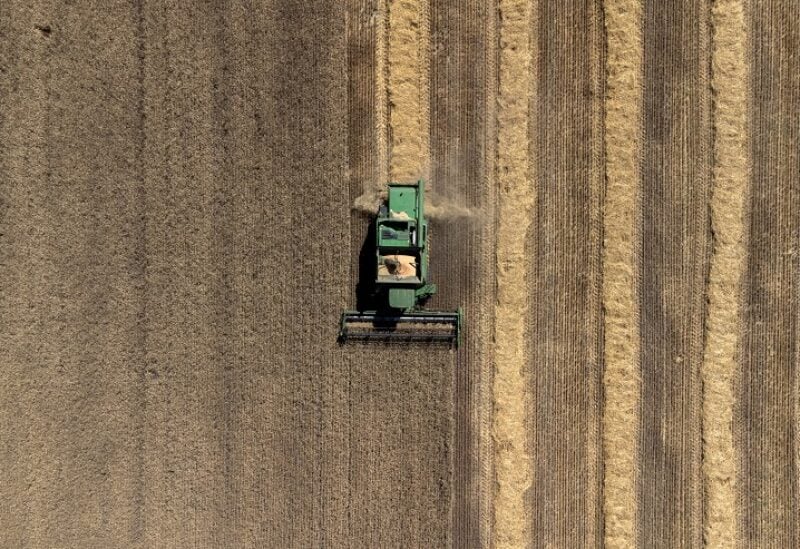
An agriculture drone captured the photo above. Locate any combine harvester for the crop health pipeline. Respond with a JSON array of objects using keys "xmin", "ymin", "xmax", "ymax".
[{"xmin": 340, "ymin": 180, "xmax": 462, "ymax": 346}]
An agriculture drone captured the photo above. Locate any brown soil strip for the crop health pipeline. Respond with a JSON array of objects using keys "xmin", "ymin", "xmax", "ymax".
[
  {"xmin": 340, "ymin": 0, "xmax": 385, "ymax": 542},
  {"xmin": 344, "ymin": 343, "xmax": 453, "ymax": 547},
  {"xmin": 494, "ymin": 0, "xmax": 534, "ymax": 546},
  {"xmin": 387, "ymin": 0, "xmax": 430, "ymax": 181},
  {"xmin": 526, "ymin": 0, "xmax": 605, "ymax": 546},
  {"xmin": 347, "ymin": 0, "xmax": 384, "ymax": 307},
  {"xmin": 602, "ymin": 0, "xmax": 643, "ymax": 546},
  {"xmin": 638, "ymin": 1, "xmax": 712, "ymax": 545},
  {"xmin": 703, "ymin": 0, "xmax": 750, "ymax": 545},
  {"xmin": 428, "ymin": 0, "xmax": 497, "ymax": 546},
  {"xmin": 739, "ymin": 1, "xmax": 800, "ymax": 546}
]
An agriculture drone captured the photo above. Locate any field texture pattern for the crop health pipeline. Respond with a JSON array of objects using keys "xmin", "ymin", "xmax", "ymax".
[{"xmin": 0, "ymin": 0, "xmax": 797, "ymax": 547}]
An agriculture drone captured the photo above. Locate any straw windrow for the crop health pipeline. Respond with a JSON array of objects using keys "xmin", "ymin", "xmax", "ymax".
[
  {"xmin": 493, "ymin": 0, "xmax": 534, "ymax": 546},
  {"xmin": 602, "ymin": 0, "xmax": 643, "ymax": 546},
  {"xmin": 703, "ymin": 0, "xmax": 750, "ymax": 545},
  {"xmin": 386, "ymin": 0, "xmax": 430, "ymax": 182}
]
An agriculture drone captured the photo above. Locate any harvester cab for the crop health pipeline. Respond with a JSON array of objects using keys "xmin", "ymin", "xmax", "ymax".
[{"xmin": 340, "ymin": 180, "xmax": 463, "ymax": 346}]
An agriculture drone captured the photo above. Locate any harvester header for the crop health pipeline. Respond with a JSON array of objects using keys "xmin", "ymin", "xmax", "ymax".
[{"xmin": 339, "ymin": 180, "xmax": 463, "ymax": 346}]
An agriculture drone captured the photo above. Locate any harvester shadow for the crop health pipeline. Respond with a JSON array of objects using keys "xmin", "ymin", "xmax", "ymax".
[
  {"xmin": 355, "ymin": 217, "xmax": 378, "ymax": 312},
  {"xmin": 345, "ymin": 220, "xmax": 404, "ymax": 345}
]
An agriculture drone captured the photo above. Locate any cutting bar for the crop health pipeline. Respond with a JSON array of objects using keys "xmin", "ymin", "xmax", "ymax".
[{"xmin": 339, "ymin": 309, "xmax": 462, "ymax": 346}]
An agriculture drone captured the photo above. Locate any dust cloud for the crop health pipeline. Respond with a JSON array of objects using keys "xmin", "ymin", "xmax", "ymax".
[
  {"xmin": 352, "ymin": 185, "xmax": 482, "ymax": 223},
  {"xmin": 425, "ymin": 191, "xmax": 481, "ymax": 222}
]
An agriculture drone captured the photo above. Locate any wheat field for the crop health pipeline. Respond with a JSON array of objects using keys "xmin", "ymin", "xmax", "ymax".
[{"xmin": 0, "ymin": 0, "xmax": 797, "ymax": 547}]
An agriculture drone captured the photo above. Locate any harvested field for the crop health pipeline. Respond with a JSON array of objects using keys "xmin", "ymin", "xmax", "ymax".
[
  {"xmin": 0, "ymin": 1, "xmax": 797, "ymax": 547},
  {"xmin": 739, "ymin": 1, "xmax": 799, "ymax": 546},
  {"xmin": 526, "ymin": 0, "xmax": 605, "ymax": 545},
  {"xmin": 638, "ymin": 0, "xmax": 711, "ymax": 544}
]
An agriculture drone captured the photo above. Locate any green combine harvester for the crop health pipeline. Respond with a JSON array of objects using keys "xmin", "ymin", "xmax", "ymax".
[{"xmin": 339, "ymin": 180, "xmax": 463, "ymax": 346}]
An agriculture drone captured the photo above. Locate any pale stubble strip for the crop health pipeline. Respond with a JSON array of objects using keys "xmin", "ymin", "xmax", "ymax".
[
  {"xmin": 494, "ymin": 0, "xmax": 533, "ymax": 547},
  {"xmin": 703, "ymin": 0, "xmax": 749, "ymax": 546},
  {"xmin": 386, "ymin": 0, "xmax": 430, "ymax": 181},
  {"xmin": 376, "ymin": 1, "xmax": 390, "ymax": 183},
  {"xmin": 602, "ymin": 0, "xmax": 643, "ymax": 547}
]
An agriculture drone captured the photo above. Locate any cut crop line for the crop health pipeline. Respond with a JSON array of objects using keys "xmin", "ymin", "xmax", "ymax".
[
  {"xmin": 376, "ymin": 0, "xmax": 390, "ymax": 183},
  {"xmin": 493, "ymin": 0, "xmax": 533, "ymax": 547},
  {"xmin": 586, "ymin": 1, "xmax": 606, "ymax": 544},
  {"xmin": 602, "ymin": 0, "xmax": 643, "ymax": 547},
  {"xmin": 478, "ymin": 3, "xmax": 499, "ymax": 545},
  {"xmin": 386, "ymin": 0, "xmax": 430, "ymax": 181},
  {"xmin": 703, "ymin": 1, "xmax": 750, "ymax": 546}
]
